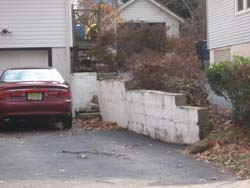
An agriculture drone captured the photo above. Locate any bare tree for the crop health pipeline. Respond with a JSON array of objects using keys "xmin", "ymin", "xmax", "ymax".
[
  {"xmin": 142, "ymin": 0, "xmax": 207, "ymax": 39},
  {"xmin": 112, "ymin": 0, "xmax": 119, "ymax": 8},
  {"xmin": 75, "ymin": 0, "xmax": 121, "ymax": 31}
]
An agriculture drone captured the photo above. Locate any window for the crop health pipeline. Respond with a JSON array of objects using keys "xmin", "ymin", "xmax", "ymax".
[
  {"xmin": 237, "ymin": 0, "xmax": 244, "ymax": 11},
  {"xmin": 1, "ymin": 69, "xmax": 64, "ymax": 83},
  {"xmin": 214, "ymin": 49, "xmax": 231, "ymax": 63},
  {"xmin": 236, "ymin": 0, "xmax": 250, "ymax": 13}
]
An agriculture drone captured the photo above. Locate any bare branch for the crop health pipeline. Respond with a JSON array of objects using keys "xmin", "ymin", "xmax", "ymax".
[{"xmin": 181, "ymin": 0, "xmax": 194, "ymax": 18}]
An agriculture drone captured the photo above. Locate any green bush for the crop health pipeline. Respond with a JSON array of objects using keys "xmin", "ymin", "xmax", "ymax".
[{"xmin": 206, "ymin": 56, "xmax": 250, "ymax": 123}]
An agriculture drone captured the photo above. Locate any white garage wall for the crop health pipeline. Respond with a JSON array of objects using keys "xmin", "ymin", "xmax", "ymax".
[
  {"xmin": 0, "ymin": 0, "xmax": 73, "ymax": 84},
  {"xmin": 120, "ymin": 0, "xmax": 180, "ymax": 36},
  {"xmin": 0, "ymin": 48, "xmax": 70, "ymax": 82},
  {"xmin": 0, "ymin": 50, "xmax": 48, "ymax": 74},
  {"xmin": 52, "ymin": 48, "xmax": 69, "ymax": 81},
  {"xmin": 0, "ymin": 0, "xmax": 73, "ymax": 48}
]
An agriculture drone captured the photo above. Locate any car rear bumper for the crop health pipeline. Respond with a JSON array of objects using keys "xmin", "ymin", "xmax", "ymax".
[{"xmin": 0, "ymin": 100, "xmax": 72, "ymax": 119}]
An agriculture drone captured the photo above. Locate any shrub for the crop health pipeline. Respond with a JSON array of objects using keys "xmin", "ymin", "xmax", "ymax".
[
  {"xmin": 92, "ymin": 23, "xmax": 173, "ymax": 70},
  {"xmin": 93, "ymin": 24, "xmax": 208, "ymax": 106},
  {"xmin": 206, "ymin": 56, "xmax": 250, "ymax": 124},
  {"xmin": 128, "ymin": 49, "xmax": 208, "ymax": 106},
  {"xmin": 91, "ymin": 30, "xmax": 118, "ymax": 72},
  {"xmin": 117, "ymin": 23, "xmax": 169, "ymax": 62}
]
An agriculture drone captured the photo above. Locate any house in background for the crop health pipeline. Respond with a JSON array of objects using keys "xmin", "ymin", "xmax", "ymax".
[
  {"xmin": 119, "ymin": 0, "xmax": 185, "ymax": 37},
  {"xmin": 0, "ymin": 0, "xmax": 73, "ymax": 81},
  {"xmin": 207, "ymin": 0, "xmax": 250, "ymax": 64}
]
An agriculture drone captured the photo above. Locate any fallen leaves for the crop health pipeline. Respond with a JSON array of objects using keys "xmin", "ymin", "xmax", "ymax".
[
  {"xmin": 186, "ymin": 104, "xmax": 250, "ymax": 179},
  {"xmin": 194, "ymin": 142, "xmax": 250, "ymax": 179},
  {"xmin": 74, "ymin": 117, "xmax": 124, "ymax": 131}
]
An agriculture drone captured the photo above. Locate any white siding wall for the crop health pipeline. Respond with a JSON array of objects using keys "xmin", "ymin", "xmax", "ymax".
[
  {"xmin": 52, "ymin": 48, "xmax": 68, "ymax": 81},
  {"xmin": 207, "ymin": 0, "xmax": 250, "ymax": 49},
  {"xmin": 121, "ymin": 0, "xmax": 180, "ymax": 36},
  {"xmin": 0, "ymin": 0, "xmax": 72, "ymax": 48}
]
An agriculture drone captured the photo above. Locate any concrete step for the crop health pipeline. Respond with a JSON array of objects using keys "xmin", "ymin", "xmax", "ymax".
[{"xmin": 75, "ymin": 113, "xmax": 101, "ymax": 121}]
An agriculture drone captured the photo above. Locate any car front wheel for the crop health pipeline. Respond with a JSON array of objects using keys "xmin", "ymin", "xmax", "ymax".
[{"xmin": 62, "ymin": 115, "xmax": 72, "ymax": 130}]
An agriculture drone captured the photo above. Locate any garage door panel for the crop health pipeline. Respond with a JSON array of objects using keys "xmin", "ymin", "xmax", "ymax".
[{"xmin": 0, "ymin": 50, "xmax": 48, "ymax": 75}]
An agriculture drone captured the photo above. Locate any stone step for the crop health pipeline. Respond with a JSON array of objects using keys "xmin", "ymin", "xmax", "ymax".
[{"xmin": 75, "ymin": 113, "xmax": 102, "ymax": 121}]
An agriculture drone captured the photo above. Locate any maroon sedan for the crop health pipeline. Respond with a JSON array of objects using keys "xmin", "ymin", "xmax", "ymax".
[{"xmin": 0, "ymin": 68, "xmax": 72, "ymax": 129}]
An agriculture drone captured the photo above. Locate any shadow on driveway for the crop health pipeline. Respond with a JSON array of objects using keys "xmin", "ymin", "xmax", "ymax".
[{"xmin": 0, "ymin": 120, "xmax": 62, "ymax": 134}]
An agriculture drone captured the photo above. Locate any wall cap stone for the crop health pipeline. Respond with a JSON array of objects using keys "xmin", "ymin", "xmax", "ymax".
[{"xmin": 180, "ymin": 106, "xmax": 208, "ymax": 110}]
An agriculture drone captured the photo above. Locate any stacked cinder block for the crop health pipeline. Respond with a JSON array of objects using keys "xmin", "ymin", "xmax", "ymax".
[{"xmin": 97, "ymin": 80, "xmax": 209, "ymax": 145}]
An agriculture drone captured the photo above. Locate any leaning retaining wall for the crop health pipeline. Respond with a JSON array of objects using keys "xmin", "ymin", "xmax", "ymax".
[
  {"xmin": 97, "ymin": 80, "xmax": 128, "ymax": 128},
  {"xmin": 97, "ymin": 80, "xmax": 209, "ymax": 145}
]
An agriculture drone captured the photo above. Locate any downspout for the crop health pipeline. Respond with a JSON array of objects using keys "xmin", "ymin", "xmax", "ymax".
[
  {"xmin": 65, "ymin": 0, "xmax": 73, "ymax": 83},
  {"xmin": 206, "ymin": 0, "xmax": 209, "ymax": 50}
]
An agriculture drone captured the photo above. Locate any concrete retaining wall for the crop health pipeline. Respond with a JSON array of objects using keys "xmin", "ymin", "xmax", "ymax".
[
  {"xmin": 97, "ymin": 80, "xmax": 128, "ymax": 128},
  {"xmin": 71, "ymin": 72, "xmax": 97, "ymax": 114},
  {"xmin": 97, "ymin": 80, "xmax": 209, "ymax": 145}
]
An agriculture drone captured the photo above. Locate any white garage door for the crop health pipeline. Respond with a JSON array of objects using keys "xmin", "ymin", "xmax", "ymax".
[{"xmin": 0, "ymin": 50, "xmax": 49, "ymax": 75}]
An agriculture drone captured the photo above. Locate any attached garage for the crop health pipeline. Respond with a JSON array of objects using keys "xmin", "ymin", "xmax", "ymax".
[
  {"xmin": 0, "ymin": 49, "xmax": 51, "ymax": 75},
  {"xmin": 0, "ymin": 0, "xmax": 72, "ymax": 81}
]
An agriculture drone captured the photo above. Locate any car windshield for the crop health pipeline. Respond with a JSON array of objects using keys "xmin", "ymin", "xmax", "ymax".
[{"xmin": 1, "ymin": 69, "xmax": 64, "ymax": 83}]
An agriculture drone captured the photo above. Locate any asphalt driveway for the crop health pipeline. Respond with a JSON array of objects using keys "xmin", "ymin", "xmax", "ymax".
[{"xmin": 0, "ymin": 122, "xmax": 233, "ymax": 187}]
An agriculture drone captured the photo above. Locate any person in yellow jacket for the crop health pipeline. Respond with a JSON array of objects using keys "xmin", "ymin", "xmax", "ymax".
[{"xmin": 86, "ymin": 24, "xmax": 98, "ymax": 40}]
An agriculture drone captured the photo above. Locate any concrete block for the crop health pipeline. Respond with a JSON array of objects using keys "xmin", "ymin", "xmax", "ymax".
[
  {"xmin": 71, "ymin": 72, "xmax": 97, "ymax": 115},
  {"xmin": 97, "ymin": 79, "xmax": 209, "ymax": 145}
]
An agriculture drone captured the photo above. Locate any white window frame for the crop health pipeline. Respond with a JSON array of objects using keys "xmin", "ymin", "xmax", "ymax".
[
  {"xmin": 235, "ymin": 0, "xmax": 246, "ymax": 14},
  {"xmin": 235, "ymin": 0, "xmax": 250, "ymax": 15},
  {"xmin": 247, "ymin": 0, "xmax": 250, "ymax": 11}
]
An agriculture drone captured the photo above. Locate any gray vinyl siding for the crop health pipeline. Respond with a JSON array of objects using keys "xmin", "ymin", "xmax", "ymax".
[
  {"xmin": 0, "ymin": 0, "xmax": 72, "ymax": 48},
  {"xmin": 207, "ymin": 0, "xmax": 250, "ymax": 50}
]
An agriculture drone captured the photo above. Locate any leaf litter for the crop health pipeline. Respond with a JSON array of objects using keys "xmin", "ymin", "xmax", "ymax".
[{"xmin": 185, "ymin": 104, "xmax": 250, "ymax": 179}]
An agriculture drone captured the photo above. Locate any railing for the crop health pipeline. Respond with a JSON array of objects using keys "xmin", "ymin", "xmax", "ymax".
[
  {"xmin": 71, "ymin": 6, "xmax": 102, "ymax": 73},
  {"xmin": 71, "ymin": 5, "xmax": 117, "ymax": 73},
  {"xmin": 72, "ymin": 7, "xmax": 102, "ymax": 46}
]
